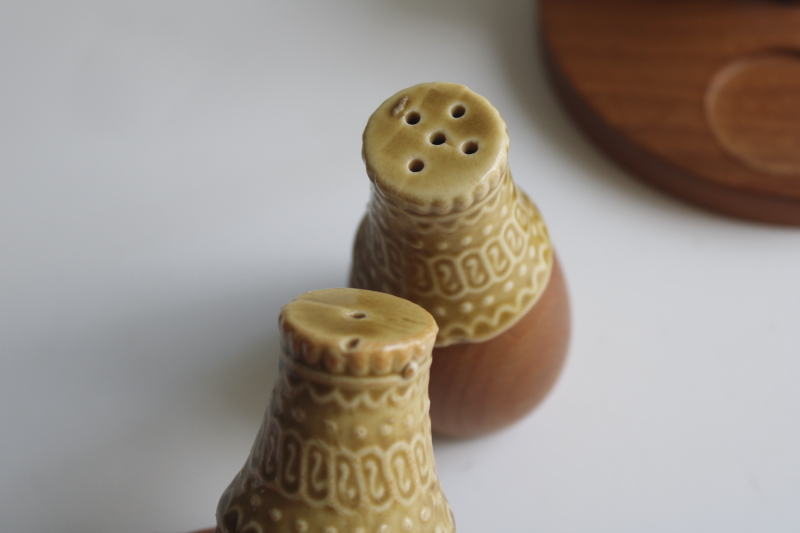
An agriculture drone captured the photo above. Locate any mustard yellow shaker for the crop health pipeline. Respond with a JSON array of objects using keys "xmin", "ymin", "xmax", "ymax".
[
  {"xmin": 351, "ymin": 82, "xmax": 571, "ymax": 438},
  {"xmin": 215, "ymin": 288, "xmax": 456, "ymax": 533}
]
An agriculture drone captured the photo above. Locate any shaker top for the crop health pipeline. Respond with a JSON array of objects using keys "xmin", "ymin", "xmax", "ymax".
[
  {"xmin": 362, "ymin": 81, "xmax": 510, "ymax": 215},
  {"xmin": 279, "ymin": 288, "xmax": 438, "ymax": 377}
]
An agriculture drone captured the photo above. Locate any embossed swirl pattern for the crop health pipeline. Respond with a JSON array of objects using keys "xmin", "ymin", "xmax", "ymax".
[
  {"xmin": 245, "ymin": 423, "xmax": 436, "ymax": 514},
  {"xmin": 351, "ymin": 168, "xmax": 553, "ymax": 346},
  {"xmin": 217, "ymin": 354, "xmax": 455, "ymax": 533},
  {"xmin": 244, "ymin": 362, "xmax": 433, "ymax": 511}
]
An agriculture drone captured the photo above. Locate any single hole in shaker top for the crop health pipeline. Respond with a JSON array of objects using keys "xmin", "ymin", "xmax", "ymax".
[
  {"xmin": 405, "ymin": 111, "xmax": 421, "ymax": 125},
  {"xmin": 347, "ymin": 338, "xmax": 361, "ymax": 349},
  {"xmin": 451, "ymin": 104, "xmax": 466, "ymax": 118},
  {"xmin": 429, "ymin": 132, "xmax": 447, "ymax": 145},
  {"xmin": 350, "ymin": 311, "xmax": 367, "ymax": 319},
  {"xmin": 408, "ymin": 159, "xmax": 425, "ymax": 172},
  {"xmin": 462, "ymin": 141, "xmax": 479, "ymax": 155}
]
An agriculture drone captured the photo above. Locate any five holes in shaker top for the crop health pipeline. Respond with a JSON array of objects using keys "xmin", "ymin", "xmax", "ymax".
[
  {"xmin": 408, "ymin": 159, "xmax": 425, "ymax": 172},
  {"xmin": 405, "ymin": 111, "xmax": 421, "ymax": 125},
  {"xmin": 403, "ymin": 104, "xmax": 476, "ymax": 172}
]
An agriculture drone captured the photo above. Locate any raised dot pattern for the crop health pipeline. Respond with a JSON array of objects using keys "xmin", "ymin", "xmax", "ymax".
[
  {"xmin": 215, "ymin": 340, "xmax": 454, "ymax": 533},
  {"xmin": 351, "ymin": 168, "xmax": 553, "ymax": 346}
]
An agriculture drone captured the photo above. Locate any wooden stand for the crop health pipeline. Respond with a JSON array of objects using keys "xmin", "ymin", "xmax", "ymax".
[
  {"xmin": 429, "ymin": 255, "xmax": 570, "ymax": 438},
  {"xmin": 541, "ymin": 0, "xmax": 800, "ymax": 225}
]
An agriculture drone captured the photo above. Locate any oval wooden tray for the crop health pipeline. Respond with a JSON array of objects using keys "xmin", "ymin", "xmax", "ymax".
[{"xmin": 541, "ymin": 0, "xmax": 800, "ymax": 225}]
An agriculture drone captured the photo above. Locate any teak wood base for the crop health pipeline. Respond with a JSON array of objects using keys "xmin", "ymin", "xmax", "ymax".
[
  {"xmin": 541, "ymin": 0, "xmax": 800, "ymax": 225},
  {"xmin": 428, "ymin": 255, "xmax": 570, "ymax": 439}
]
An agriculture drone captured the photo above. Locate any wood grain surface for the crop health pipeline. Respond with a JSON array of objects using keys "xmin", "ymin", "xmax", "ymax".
[
  {"xmin": 541, "ymin": 0, "xmax": 800, "ymax": 225},
  {"xmin": 428, "ymin": 255, "xmax": 570, "ymax": 438}
]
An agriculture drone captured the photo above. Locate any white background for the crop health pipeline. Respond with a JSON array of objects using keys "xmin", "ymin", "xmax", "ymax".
[{"xmin": 2, "ymin": 2, "xmax": 799, "ymax": 532}]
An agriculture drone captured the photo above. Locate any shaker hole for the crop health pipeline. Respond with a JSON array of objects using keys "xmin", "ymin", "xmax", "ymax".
[
  {"xmin": 408, "ymin": 159, "xmax": 425, "ymax": 172},
  {"xmin": 429, "ymin": 132, "xmax": 447, "ymax": 145},
  {"xmin": 451, "ymin": 105, "xmax": 466, "ymax": 118},
  {"xmin": 405, "ymin": 111, "xmax": 421, "ymax": 125},
  {"xmin": 347, "ymin": 338, "xmax": 361, "ymax": 349},
  {"xmin": 462, "ymin": 141, "xmax": 479, "ymax": 155},
  {"xmin": 350, "ymin": 311, "xmax": 367, "ymax": 319}
]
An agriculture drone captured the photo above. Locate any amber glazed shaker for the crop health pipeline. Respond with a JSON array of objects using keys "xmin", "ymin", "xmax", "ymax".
[
  {"xmin": 215, "ymin": 288, "xmax": 456, "ymax": 533},
  {"xmin": 350, "ymin": 82, "xmax": 571, "ymax": 438}
]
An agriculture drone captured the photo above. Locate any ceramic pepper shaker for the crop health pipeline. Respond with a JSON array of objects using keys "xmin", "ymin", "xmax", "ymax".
[
  {"xmin": 350, "ymin": 82, "xmax": 571, "ymax": 438},
  {"xmin": 215, "ymin": 288, "xmax": 456, "ymax": 533}
]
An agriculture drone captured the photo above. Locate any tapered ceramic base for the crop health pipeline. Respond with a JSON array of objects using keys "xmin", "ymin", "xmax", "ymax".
[
  {"xmin": 541, "ymin": 0, "xmax": 800, "ymax": 225},
  {"xmin": 429, "ymin": 255, "xmax": 570, "ymax": 438}
]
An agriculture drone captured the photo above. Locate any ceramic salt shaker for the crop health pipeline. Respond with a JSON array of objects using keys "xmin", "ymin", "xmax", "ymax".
[
  {"xmin": 350, "ymin": 82, "xmax": 571, "ymax": 438},
  {"xmin": 215, "ymin": 288, "xmax": 456, "ymax": 533}
]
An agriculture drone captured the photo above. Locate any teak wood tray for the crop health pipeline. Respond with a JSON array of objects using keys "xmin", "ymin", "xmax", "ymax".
[{"xmin": 541, "ymin": 0, "xmax": 800, "ymax": 225}]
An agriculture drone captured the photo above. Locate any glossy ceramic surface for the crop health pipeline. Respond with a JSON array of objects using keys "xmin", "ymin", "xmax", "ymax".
[
  {"xmin": 215, "ymin": 288, "xmax": 456, "ymax": 533},
  {"xmin": 352, "ymin": 82, "xmax": 554, "ymax": 347}
]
